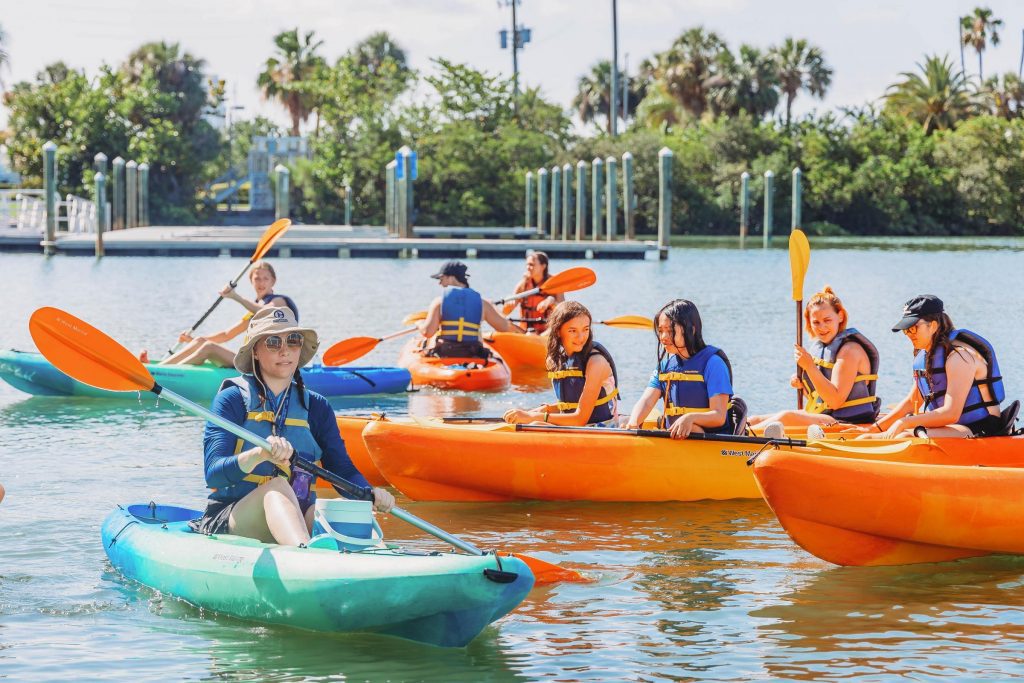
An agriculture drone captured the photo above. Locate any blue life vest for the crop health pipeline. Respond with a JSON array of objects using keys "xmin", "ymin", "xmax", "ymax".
[
  {"xmin": 800, "ymin": 327, "xmax": 881, "ymax": 423},
  {"xmin": 207, "ymin": 375, "xmax": 323, "ymax": 503},
  {"xmin": 658, "ymin": 345, "xmax": 734, "ymax": 434},
  {"xmin": 548, "ymin": 342, "xmax": 619, "ymax": 424},
  {"xmin": 913, "ymin": 329, "xmax": 1005, "ymax": 426},
  {"xmin": 439, "ymin": 287, "xmax": 483, "ymax": 342},
  {"xmin": 258, "ymin": 292, "xmax": 299, "ymax": 321}
]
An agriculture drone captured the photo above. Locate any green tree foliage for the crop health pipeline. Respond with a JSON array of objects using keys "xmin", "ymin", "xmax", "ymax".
[
  {"xmin": 408, "ymin": 59, "xmax": 571, "ymax": 226},
  {"xmin": 885, "ymin": 55, "xmax": 977, "ymax": 133},
  {"xmin": 961, "ymin": 7, "xmax": 1003, "ymax": 80},
  {"xmin": 257, "ymin": 29, "xmax": 326, "ymax": 136},
  {"xmin": 4, "ymin": 43, "xmax": 222, "ymax": 224}
]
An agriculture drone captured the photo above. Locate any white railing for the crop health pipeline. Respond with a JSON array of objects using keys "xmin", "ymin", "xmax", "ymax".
[
  {"xmin": 1, "ymin": 189, "xmax": 44, "ymax": 229},
  {"xmin": 1, "ymin": 189, "xmax": 110, "ymax": 234}
]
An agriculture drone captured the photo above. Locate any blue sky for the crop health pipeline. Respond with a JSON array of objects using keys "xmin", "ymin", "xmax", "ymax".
[{"xmin": 2, "ymin": 0, "xmax": 1023, "ymax": 131}]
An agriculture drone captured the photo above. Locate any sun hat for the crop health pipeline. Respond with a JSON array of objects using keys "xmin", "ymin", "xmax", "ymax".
[
  {"xmin": 891, "ymin": 295, "xmax": 944, "ymax": 332},
  {"xmin": 233, "ymin": 307, "xmax": 319, "ymax": 373}
]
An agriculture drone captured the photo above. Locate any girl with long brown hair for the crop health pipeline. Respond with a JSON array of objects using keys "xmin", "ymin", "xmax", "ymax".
[{"xmin": 503, "ymin": 301, "xmax": 619, "ymax": 426}]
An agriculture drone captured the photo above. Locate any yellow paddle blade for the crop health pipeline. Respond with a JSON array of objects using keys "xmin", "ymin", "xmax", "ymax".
[
  {"xmin": 323, "ymin": 337, "xmax": 380, "ymax": 366},
  {"xmin": 252, "ymin": 219, "xmax": 291, "ymax": 262},
  {"xmin": 599, "ymin": 315, "xmax": 653, "ymax": 330},
  {"xmin": 789, "ymin": 228, "xmax": 810, "ymax": 301},
  {"xmin": 541, "ymin": 266, "xmax": 597, "ymax": 295},
  {"xmin": 402, "ymin": 310, "xmax": 427, "ymax": 325},
  {"xmin": 29, "ymin": 307, "xmax": 156, "ymax": 392}
]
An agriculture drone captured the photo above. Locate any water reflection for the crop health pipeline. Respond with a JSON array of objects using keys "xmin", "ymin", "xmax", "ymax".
[{"xmin": 753, "ymin": 555, "xmax": 1024, "ymax": 679}]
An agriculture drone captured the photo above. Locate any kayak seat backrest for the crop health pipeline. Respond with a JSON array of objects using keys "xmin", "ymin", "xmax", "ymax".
[
  {"xmin": 127, "ymin": 504, "xmax": 197, "ymax": 524},
  {"xmin": 996, "ymin": 399, "xmax": 1021, "ymax": 436},
  {"xmin": 730, "ymin": 397, "xmax": 749, "ymax": 436}
]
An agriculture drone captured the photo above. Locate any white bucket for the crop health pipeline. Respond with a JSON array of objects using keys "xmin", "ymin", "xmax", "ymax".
[{"xmin": 311, "ymin": 498, "xmax": 384, "ymax": 551}]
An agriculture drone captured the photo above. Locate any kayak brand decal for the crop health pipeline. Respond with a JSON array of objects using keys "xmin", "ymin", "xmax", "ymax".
[{"xmin": 720, "ymin": 449, "xmax": 759, "ymax": 458}]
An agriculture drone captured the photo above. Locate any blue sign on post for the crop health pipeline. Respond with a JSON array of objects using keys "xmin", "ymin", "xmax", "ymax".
[{"xmin": 395, "ymin": 150, "xmax": 418, "ymax": 180}]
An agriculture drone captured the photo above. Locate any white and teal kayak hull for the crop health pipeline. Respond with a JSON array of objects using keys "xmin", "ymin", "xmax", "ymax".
[
  {"xmin": 101, "ymin": 504, "xmax": 533, "ymax": 647},
  {"xmin": 0, "ymin": 350, "xmax": 411, "ymax": 401}
]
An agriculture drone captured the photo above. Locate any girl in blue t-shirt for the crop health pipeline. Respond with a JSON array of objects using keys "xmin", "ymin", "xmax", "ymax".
[{"xmin": 626, "ymin": 299, "xmax": 735, "ymax": 439}]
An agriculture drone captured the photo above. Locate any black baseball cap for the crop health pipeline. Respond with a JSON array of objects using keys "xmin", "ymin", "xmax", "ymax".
[
  {"xmin": 892, "ymin": 295, "xmax": 944, "ymax": 332},
  {"xmin": 430, "ymin": 260, "xmax": 469, "ymax": 281}
]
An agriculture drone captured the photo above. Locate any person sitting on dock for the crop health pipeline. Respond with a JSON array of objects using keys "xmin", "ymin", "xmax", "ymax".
[
  {"xmin": 192, "ymin": 307, "xmax": 394, "ymax": 546},
  {"xmin": 503, "ymin": 301, "xmax": 619, "ymax": 426},
  {"xmin": 419, "ymin": 260, "xmax": 522, "ymax": 359},
  {"xmin": 503, "ymin": 251, "xmax": 565, "ymax": 334},
  {"xmin": 749, "ymin": 286, "xmax": 880, "ymax": 432},
  {"xmin": 626, "ymin": 299, "xmax": 745, "ymax": 439},
  {"xmin": 148, "ymin": 261, "xmax": 299, "ymax": 366},
  {"xmin": 861, "ymin": 295, "xmax": 1014, "ymax": 439}
]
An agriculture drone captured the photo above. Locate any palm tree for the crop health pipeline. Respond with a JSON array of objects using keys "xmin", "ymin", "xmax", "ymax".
[
  {"xmin": 634, "ymin": 81, "xmax": 686, "ymax": 131},
  {"xmin": 961, "ymin": 7, "xmax": 1003, "ymax": 80},
  {"xmin": 573, "ymin": 60, "xmax": 613, "ymax": 133},
  {"xmin": 123, "ymin": 42, "xmax": 208, "ymax": 121},
  {"xmin": 710, "ymin": 45, "xmax": 780, "ymax": 119},
  {"xmin": 349, "ymin": 32, "xmax": 408, "ymax": 76},
  {"xmin": 770, "ymin": 37, "xmax": 833, "ymax": 129},
  {"xmin": 643, "ymin": 27, "xmax": 730, "ymax": 120},
  {"xmin": 257, "ymin": 28, "xmax": 326, "ymax": 136},
  {"xmin": 885, "ymin": 55, "xmax": 977, "ymax": 134}
]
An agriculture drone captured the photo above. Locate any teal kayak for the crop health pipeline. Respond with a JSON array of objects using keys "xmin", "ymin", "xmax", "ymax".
[
  {"xmin": 0, "ymin": 350, "xmax": 410, "ymax": 401},
  {"xmin": 101, "ymin": 504, "xmax": 533, "ymax": 646}
]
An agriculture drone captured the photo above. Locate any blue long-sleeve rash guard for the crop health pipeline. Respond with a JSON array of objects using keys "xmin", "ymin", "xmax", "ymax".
[{"xmin": 203, "ymin": 385, "xmax": 371, "ymax": 495}]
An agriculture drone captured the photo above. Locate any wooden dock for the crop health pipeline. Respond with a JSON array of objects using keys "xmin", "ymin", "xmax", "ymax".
[{"xmin": 0, "ymin": 225, "xmax": 665, "ymax": 259}]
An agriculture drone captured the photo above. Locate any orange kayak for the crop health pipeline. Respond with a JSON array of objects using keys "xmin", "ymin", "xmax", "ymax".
[
  {"xmin": 753, "ymin": 446, "xmax": 1024, "ymax": 566},
  {"xmin": 483, "ymin": 332, "xmax": 546, "ymax": 370},
  {"xmin": 314, "ymin": 416, "xmax": 386, "ymax": 494},
  {"xmin": 363, "ymin": 417, "xmax": 763, "ymax": 502},
  {"xmin": 397, "ymin": 338, "xmax": 510, "ymax": 392}
]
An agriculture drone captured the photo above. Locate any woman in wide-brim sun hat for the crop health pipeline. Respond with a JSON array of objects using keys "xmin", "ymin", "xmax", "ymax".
[{"xmin": 191, "ymin": 307, "xmax": 394, "ymax": 545}]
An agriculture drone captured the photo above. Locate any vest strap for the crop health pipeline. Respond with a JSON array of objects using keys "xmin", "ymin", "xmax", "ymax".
[
  {"xmin": 548, "ymin": 368, "xmax": 584, "ymax": 380},
  {"xmin": 658, "ymin": 372, "xmax": 705, "ymax": 382},
  {"xmin": 440, "ymin": 317, "xmax": 481, "ymax": 342},
  {"xmin": 556, "ymin": 388, "xmax": 618, "ymax": 411}
]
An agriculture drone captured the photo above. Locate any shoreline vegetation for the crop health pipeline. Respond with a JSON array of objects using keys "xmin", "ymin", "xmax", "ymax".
[{"xmin": 0, "ymin": 11, "xmax": 1022, "ymax": 236}]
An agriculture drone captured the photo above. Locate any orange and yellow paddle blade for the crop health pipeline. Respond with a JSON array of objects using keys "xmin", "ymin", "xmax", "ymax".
[
  {"xmin": 252, "ymin": 219, "xmax": 291, "ymax": 262},
  {"xmin": 789, "ymin": 228, "xmax": 810, "ymax": 301},
  {"xmin": 29, "ymin": 307, "xmax": 155, "ymax": 393},
  {"xmin": 599, "ymin": 315, "xmax": 653, "ymax": 330},
  {"xmin": 541, "ymin": 266, "xmax": 597, "ymax": 295},
  {"xmin": 402, "ymin": 310, "xmax": 427, "ymax": 326},
  {"xmin": 511, "ymin": 553, "xmax": 592, "ymax": 585},
  {"xmin": 323, "ymin": 336, "xmax": 381, "ymax": 366}
]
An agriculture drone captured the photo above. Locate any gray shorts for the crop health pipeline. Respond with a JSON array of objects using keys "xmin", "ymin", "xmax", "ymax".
[{"xmin": 189, "ymin": 499, "xmax": 238, "ymax": 535}]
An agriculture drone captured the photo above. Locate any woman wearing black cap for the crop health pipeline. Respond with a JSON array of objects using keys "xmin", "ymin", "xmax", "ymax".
[
  {"xmin": 864, "ymin": 295, "xmax": 1006, "ymax": 439},
  {"xmin": 419, "ymin": 260, "xmax": 522, "ymax": 358}
]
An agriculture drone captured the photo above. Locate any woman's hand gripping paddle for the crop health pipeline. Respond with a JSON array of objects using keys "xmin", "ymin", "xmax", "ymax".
[
  {"xmin": 789, "ymin": 228, "xmax": 810, "ymax": 409},
  {"xmin": 168, "ymin": 219, "xmax": 291, "ymax": 354},
  {"xmin": 30, "ymin": 307, "xmax": 586, "ymax": 585},
  {"xmin": 322, "ymin": 266, "xmax": 599, "ymax": 367}
]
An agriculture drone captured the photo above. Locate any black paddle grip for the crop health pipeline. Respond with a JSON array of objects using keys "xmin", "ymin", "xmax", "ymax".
[{"xmin": 292, "ymin": 455, "xmax": 375, "ymax": 502}]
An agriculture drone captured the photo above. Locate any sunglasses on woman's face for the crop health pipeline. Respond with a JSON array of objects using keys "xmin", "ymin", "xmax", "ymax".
[{"xmin": 263, "ymin": 332, "xmax": 304, "ymax": 350}]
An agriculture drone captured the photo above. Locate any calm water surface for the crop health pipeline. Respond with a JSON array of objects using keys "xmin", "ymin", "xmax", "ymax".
[{"xmin": 2, "ymin": 246, "xmax": 1024, "ymax": 681}]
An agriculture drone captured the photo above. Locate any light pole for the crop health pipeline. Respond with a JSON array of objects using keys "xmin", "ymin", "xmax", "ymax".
[
  {"xmin": 610, "ymin": 0, "xmax": 619, "ymax": 137},
  {"xmin": 498, "ymin": 0, "xmax": 531, "ymax": 112}
]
